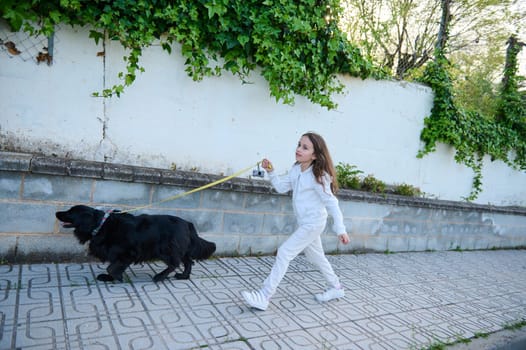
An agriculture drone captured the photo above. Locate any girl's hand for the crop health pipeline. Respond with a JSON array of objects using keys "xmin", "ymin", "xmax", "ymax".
[
  {"xmin": 338, "ymin": 233, "xmax": 350, "ymax": 245},
  {"xmin": 261, "ymin": 158, "xmax": 274, "ymax": 172}
]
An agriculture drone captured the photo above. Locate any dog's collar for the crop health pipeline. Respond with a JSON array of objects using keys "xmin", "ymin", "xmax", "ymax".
[{"xmin": 92, "ymin": 210, "xmax": 113, "ymax": 236}]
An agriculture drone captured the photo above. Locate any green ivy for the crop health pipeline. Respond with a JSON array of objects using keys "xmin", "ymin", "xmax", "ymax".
[
  {"xmin": 0, "ymin": 0, "xmax": 378, "ymax": 109},
  {"xmin": 496, "ymin": 36, "xmax": 526, "ymax": 168},
  {"xmin": 2, "ymin": 1, "xmax": 524, "ymax": 201},
  {"xmin": 417, "ymin": 49, "xmax": 526, "ymax": 201}
]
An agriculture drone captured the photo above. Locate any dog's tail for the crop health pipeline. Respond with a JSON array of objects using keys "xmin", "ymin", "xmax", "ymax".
[{"xmin": 188, "ymin": 222, "xmax": 216, "ymax": 260}]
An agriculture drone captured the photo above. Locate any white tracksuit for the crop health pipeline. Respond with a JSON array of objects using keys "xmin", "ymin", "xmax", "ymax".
[{"xmin": 261, "ymin": 163, "xmax": 347, "ymax": 298}]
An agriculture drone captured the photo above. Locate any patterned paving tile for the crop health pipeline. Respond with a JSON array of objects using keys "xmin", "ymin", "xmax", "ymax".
[
  {"xmin": 13, "ymin": 319, "xmax": 67, "ymax": 349},
  {"xmin": 66, "ymin": 315, "xmax": 115, "ymax": 343},
  {"xmin": 200, "ymin": 259, "xmax": 241, "ymax": 278},
  {"xmin": 191, "ymin": 276, "xmax": 247, "ymax": 305},
  {"xmin": 70, "ymin": 335, "xmax": 122, "ymax": 350},
  {"xmin": 17, "ymin": 301, "xmax": 64, "ymax": 324},
  {"xmin": 157, "ymin": 323, "xmax": 209, "ymax": 349},
  {"xmin": 150, "ymin": 306, "xmax": 192, "ymax": 327},
  {"xmin": 305, "ymin": 323, "xmax": 368, "ymax": 349},
  {"xmin": 354, "ymin": 335, "xmax": 413, "ymax": 350},
  {"xmin": 206, "ymin": 340, "xmax": 252, "ymax": 350},
  {"xmin": 248, "ymin": 329, "xmax": 323, "ymax": 350},
  {"xmin": 0, "ymin": 324, "xmax": 14, "ymax": 350},
  {"xmin": 123, "ymin": 282, "xmax": 177, "ymax": 310},
  {"xmin": 116, "ymin": 330, "xmax": 170, "ymax": 350},
  {"xmin": 212, "ymin": 299, "xmax": 253, "ymax": 320},
  {"xmin": 0, "ymin": 284, "xmax": 17, "ymax": 308},
  {"xmin": 220, "ymin": 256, "xmax": 272, "ymax": 276},
  {"xmin": 0, "ymin": 250, "xmax": 525, "ymax": 349},
  {"xmin": 195, "ymin": 320, "xmax": 241, "ymax": 347}
]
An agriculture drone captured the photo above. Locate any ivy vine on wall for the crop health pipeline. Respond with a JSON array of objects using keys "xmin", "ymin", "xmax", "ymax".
[
  {"xmin": 417, "ymin": 47, "xmax": 526, "ymax": 201},
  {"xmin": 0, "ymin": 0, "xmax": 377, "ymax": 109},
  {"xmin": 1, "ymin": 1, "xmax": 525, "ymax": 201}
]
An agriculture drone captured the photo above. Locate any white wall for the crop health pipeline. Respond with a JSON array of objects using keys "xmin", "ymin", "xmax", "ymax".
[{"xmin": 1, "ymin": 24, "xmax": 525, "ymax": 206}]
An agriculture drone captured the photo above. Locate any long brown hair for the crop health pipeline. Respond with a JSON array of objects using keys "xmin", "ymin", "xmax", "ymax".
[{"xmin": 303, "ymin": 132, "xmax": 339, "ymax": 194}]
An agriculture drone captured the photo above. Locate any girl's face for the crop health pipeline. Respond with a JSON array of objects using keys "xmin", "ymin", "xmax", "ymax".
[{"xmin": 296, "ymin": 135, "xmax": 316, "ymax": 168}]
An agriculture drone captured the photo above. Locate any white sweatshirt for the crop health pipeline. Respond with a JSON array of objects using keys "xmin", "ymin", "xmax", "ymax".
[{"xmin": 268, "ymin": 163, "xmax": 346, "ymax": 235}]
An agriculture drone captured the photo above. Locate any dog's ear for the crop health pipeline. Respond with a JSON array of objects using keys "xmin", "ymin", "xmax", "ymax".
[{"xmin": 72, "ymin": 209, "xmax": 101, "ymax": 232}]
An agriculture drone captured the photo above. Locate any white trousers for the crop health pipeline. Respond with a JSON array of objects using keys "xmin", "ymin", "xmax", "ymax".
[{"xmin": 261, "ymin": 223, "xmax": 341, "ymax": 299}]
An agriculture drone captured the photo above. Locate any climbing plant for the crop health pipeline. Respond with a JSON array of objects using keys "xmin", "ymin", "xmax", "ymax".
[
  {"xmin": 2, "ymin": 1, "xmax": 525, "ymax": 201},
  {"xmin": 496, "ymin": 36, "xmax": 526, "ymax": 148},
  {"xmin": 0, "ymin": 0, "xmax": 377, "ymax": 109},
  {"xmin": 413, "ymin": 0, "xmax": 526, "ymax": 201},
  {"xmin": 417, "ymin": 47, "xmax": 526, "ymax": 201}
]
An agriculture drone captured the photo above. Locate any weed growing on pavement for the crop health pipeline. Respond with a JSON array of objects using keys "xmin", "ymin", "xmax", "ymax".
[
  {"xmin": 421, "ymin": 320, "xmax": 526, "ymax": 350},
  {"xmin": 504, "ymin": 318, "xmax": 526, "ymax": 331},
  {"xmin": 421, "ymin": 337, "xmax": 470, "ymax": 350},
  {"xmin": 6, "ymin": 281, "xmax": 24, "ymax": 291},
  {"xmin": 473, "ymin": 332, "xmax": 490, "ymax": 338}
]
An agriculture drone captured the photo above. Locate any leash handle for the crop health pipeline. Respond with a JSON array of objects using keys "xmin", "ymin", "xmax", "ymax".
[{"xmin": 119, "ymin": 162, "xmax": 260, "ymax": 214}]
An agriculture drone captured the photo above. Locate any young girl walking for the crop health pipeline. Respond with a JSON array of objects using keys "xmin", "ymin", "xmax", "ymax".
[{"xmin": 242, "ymin": 132, "xmax": 350, "ymax": 311}]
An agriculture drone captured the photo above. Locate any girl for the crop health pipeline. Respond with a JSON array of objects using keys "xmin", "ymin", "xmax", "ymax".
[{"xmin": 242, "ymin": 132, "xmax": 350, "ymax": 311}]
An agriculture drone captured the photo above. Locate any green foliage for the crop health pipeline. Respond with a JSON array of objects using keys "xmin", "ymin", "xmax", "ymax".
[
  {"xmin": 336, "ymin": 163, "xmax": 423, "ymax": 197},
  {"xmin": 340, "ymin": 0, "xmax": 440, "ymax": 78},
  {"xmin": 341, "ymin": 0, "xmax": 526, "ymax": 201},
  {"xmin": 417, "ymin": 48, "xmax": 526, "ymax": 201},
  {"xmin": 503, "ymin": 318, "xmax": 526, "ymax": 331},
  {"xmin": 450, "ymin": 45, "xmax": 505, "ymax": 118},
  {"xmin": 473, "ymin": 332, "xmax": 490, "ymax": 339},
  {"xmin": 393, "ymin": 183, "xmax": 421, "ymax": 197},
  {"xmin": 336, "ymin": 163, "xmax": 363, "ymax": 190},
  {"xmin": 361, "ymin": 174, "xmax": 386, "ymax": 193},
  {"xmin": 496, "ymin": 37, "xmax": 526, "ymax": 148},
  {"xmin": 3, "ymin": 1, "xmax": 524, "ymax": 202},
  {"xmin": 0, "ymin": 0, "xmax": 378, "ymax": 108}
]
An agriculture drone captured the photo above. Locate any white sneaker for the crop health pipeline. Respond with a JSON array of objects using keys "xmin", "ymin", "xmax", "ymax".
[
  {"xmin": 241, "ymin": 290, "xmax": 269, "ymax": 311},
  {"xmin": 315, "ymin": 287, "xmax": 345, "ymax": 302}
]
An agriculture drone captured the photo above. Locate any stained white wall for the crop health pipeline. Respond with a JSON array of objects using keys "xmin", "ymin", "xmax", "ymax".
[{"xmin": 1, "ymin": 24, "xmax": 525, "ymax": 206}]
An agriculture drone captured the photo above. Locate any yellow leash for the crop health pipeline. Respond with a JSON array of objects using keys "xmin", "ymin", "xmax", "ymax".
[{"xmin": 119, "ymin": 162, "xmax": 260, "ymax": 214}]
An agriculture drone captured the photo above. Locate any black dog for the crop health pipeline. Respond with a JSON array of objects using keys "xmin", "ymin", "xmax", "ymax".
[{"xmin": 56, "ymin": 205, "xmax": 216, "ymax": 283}]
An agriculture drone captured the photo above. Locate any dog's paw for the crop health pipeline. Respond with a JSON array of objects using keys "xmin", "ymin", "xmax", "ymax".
[
  {"xmin": 174, "ymin": 273, "xmax": 190, "ymax": 280},
  {"xmin": 152, "ymin": 274, "xmax": 166, "ymax": 283},
  {"xmin": 97, "ymin": 274, "xmax": 115, "ymax": 282}
]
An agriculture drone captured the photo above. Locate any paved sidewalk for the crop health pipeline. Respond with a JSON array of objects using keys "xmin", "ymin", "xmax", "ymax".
[{"xmin": 1, "ymin": 250, "xmax": 525, "ymax": 350}]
